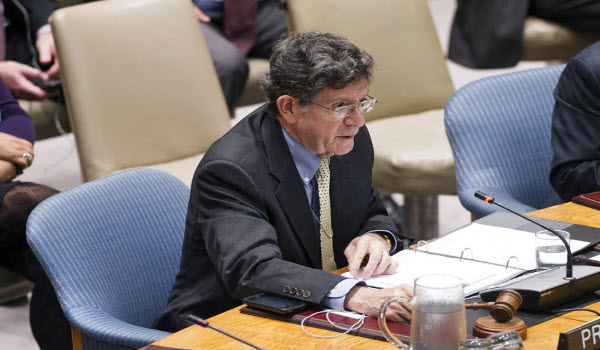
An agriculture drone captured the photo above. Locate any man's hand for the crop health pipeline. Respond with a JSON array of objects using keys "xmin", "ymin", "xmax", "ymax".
[
  {"xmin": 0, "ymin": 61, "xmax": 57, "ymax": 100},
  {"xmin": 345, "ymin": 232, "xmax": 398, "ymax": 280},
  {"xmin": 193, "ymin": 5, "xmax": 211, "ymax": 23},
  {"xmin": 345, "ymin": 285, "xmax": 412, "ymax": 323},
  {"xmin": 36, "ymin": 32, "xmax": 60, "ymax": 79},
  {"xmin": 0, "ymin": 132, "xmax": 34, "ymax": 169}
]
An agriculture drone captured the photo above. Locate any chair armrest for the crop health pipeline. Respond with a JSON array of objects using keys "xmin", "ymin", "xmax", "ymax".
[
  {"xmin": 459, "ymin": 187, "xmax": 537, "ymax": 219},
  {"xmin": 67, "ymin": 305, "xmax": 172, "ymax": 348}
]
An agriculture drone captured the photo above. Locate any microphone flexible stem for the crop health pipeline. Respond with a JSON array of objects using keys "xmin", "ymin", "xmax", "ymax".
[
  {"xmin": 474, "ymin": 191, "xmax": 573, "ymax": 279},
  {"xmin": 206, "ymin": 324, "xmax": 265, "ymax": 350},
  {"xmin": 187, "ymin": 314, "xmax": 266, "ymax": 350}
]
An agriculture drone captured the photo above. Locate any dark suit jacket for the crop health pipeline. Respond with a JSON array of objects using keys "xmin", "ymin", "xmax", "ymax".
[
  {"xmin": 4, "ymin": 0, "xmax": 61, "ymax": 67},
  {"xmin": 550, "ymin": 42, "xmax": 600, "ymax": 201},
  {"xmin": 153, "ymin": 104, "xmax": 398, "ymax": 332}
]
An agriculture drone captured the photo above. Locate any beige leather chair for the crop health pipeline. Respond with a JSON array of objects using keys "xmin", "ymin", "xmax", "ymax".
[
  {"xmin": 284, "ymin": 0, "xmax": 456, "ymax": 239},
  {"xmin": 18, "ymin": 99, "xmax": 70, "ymax": 140},
  {"xmin": 236, "ymin": 58, "xmax": 269, "ymax": 107},
  {"xmin": 523, "ymin": 17, "xmax": 600, "ymax": 62},
  {"xmin": 49, "ymin": 0, "xmax": 230, "ymax": 186}
]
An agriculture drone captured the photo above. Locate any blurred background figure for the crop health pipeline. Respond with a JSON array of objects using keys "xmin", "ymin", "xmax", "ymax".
[
  {"xmin": 0, "ymin": 0, "xmax": 62, "ymax": 101},
  {"xmin": 448, "ymin": 0, "xmax": 600, "ymax": 68},
  {"xmin": 192, "ymin": 0, "xmax": 287, "ymax": 114},
  {"xmin": 550, "ymin": 41, "xmax": 600, "ymax": 201},
  {"xmin": 0, "ymin": 75, "xmax": 70, "ymax": 349}
]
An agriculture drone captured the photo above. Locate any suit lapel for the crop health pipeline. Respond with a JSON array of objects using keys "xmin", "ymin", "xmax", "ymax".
[{"xmin": 262, "ymin": 116, "xmax": 321, "ymax": 268}]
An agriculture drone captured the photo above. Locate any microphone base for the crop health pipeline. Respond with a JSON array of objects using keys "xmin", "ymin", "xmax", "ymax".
[{"xmin": 480, "ymin": 265, "xmax": 600, "ymax": 312}]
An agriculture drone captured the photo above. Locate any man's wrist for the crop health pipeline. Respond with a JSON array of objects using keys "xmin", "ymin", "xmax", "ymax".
[
  {"xmin": 323, "ymin": 278, "xmax": 365, "ymax": 310},
  {"xmin": 344, "ymin": 285, "xmax": 366, "ymax": 311},
  {"xmin": 36, "ymin": 24, "xmax": 52, "ymax": 39},
  {"xmin": 378, "ymin": 232, "xmax": 392, "ymax": 252}
]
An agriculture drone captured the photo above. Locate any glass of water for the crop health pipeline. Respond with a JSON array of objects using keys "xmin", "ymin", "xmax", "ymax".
[
  {"xmin": 379, "ymin": 274, "xmax": 467, "ymax": 349},
  {"xmin": 535, "ymin": 230, "xmax": 570, "ymax": 269}
]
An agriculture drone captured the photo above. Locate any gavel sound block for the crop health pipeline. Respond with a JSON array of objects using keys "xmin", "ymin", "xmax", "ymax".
[{"xmin": 466, "ymin": 290, "xmax": 527, "ymax": 340}]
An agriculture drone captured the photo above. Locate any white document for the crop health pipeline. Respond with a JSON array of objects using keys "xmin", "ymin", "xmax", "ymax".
[
  {"xmin": 425, "ymin": 223, "xmax": 589, "ymax": 270},
  {"xmin": 344, "ymin": 249, "xmax": 522, "ymax": 296},
  {"xmin": 342, "ymin": 223, "xmax": 590, "ymax": 296}
]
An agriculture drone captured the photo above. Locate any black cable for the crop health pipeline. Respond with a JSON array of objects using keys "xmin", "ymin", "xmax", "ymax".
[{"xmin": 550, "ymin": 308, "xmax": 600, "ymax": 317}]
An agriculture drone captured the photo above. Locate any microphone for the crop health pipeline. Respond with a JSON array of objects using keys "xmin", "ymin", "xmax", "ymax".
[
  {"xmin": 187, "ymin": 314, "xmax": 266, "ymax": 350},
  {"xmin": 474, "ymin": 191, "xmax": 573, "ymax": 280},
  {"xmin": 474, "ymin": 191, "xmax": 600, "ymax": 312}
]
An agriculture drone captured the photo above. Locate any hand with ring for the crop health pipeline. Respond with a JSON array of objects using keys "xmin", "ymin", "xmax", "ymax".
[
  {"xmin": 0, "ymin": 132, "xmax": 34, "ymax": 169},
  {"xmin": 23, "ymin": 152, "xmax": 33, "ymax": 167}
]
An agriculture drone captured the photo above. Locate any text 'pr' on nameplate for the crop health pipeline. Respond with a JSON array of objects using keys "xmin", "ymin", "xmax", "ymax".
[{"xmin": 558, "ymin": 317, "xmax": 600, "ymax": 350}]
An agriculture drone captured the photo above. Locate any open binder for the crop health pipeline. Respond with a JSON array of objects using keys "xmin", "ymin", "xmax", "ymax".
[{"xmin": 345, "ymin": 216, "xmax": 591, "ymax": 297}]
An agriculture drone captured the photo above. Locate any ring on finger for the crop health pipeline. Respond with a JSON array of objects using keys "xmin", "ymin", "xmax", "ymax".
[{"xmin": 22, "ymin": 152, "xmax": 32, "ymax": 166}]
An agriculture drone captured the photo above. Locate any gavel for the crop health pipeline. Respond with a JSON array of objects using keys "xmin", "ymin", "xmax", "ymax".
[{"xmin": 465, "ymin": 289, "xmax": 523, "ymax": 322}]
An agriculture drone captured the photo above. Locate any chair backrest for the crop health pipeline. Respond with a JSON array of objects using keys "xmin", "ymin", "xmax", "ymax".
[
  {"xmin": 444, "ymin": 65, "xmax": 565, "ymax": 218},
  {"xmin": 26, "ymin": 169, "xmax": 189, "ymax": 344},
  {"xmin": 283, "ymin": 0, "xmax": 454, "ymax": 122},
  {"xmin": 50, "ymin": 0, "xmax": 230, "ymax": 181}
]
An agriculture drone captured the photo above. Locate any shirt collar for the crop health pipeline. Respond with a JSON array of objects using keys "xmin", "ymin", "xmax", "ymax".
[{"xmin": 281, "ymin": 125, "xmax": 323, "ymax": 185}]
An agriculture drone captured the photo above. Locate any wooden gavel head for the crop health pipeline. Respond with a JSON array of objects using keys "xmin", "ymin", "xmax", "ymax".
[{"xmin": 466, "ymin": 290, "xmax": 523, "ymax": 322}]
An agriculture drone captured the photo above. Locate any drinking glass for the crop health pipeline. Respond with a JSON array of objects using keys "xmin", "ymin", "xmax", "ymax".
[
  {"xmin": 535, "ymin": 230, "xmax": 570, "ymax": 269},
  {"xmin": 379, "ymin": 274, "xmax": 467, "ymax": 349}
]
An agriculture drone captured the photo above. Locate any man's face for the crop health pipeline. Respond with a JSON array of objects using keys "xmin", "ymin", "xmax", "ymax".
[{"xmin": 289, "ymin": 79, "xmax": 368, "ymax": 158}]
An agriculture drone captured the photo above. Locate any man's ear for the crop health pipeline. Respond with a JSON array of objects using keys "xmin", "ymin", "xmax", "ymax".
[{"xmin": 276, "ymin": 95, "xmax": 298, "ymax": 124}]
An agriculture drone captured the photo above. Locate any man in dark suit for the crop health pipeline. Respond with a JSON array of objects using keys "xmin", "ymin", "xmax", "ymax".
[
  {"xmin": 550, "ymin": 41, "xmax": 600, "ymax": 201},
  {"xmin": 154, "ymin": 31, "xmax": 412, "ymax": 332}
]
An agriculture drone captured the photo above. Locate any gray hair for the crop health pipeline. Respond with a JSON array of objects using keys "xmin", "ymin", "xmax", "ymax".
[{"xmin": 260, "ymin": 31, "xmax": 375, "ymax": 116}]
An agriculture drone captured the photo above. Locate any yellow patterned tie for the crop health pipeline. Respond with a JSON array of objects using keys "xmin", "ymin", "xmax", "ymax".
[{"xmin": 317, "ymin": 157, "xmax": 336, "ymax": 271}]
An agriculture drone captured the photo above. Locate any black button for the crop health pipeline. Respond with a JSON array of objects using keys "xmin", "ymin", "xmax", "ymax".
[
  {"xmin": 290, "ymin": 287, "xmax": 297, "ymax": 294},
  {"xmin": 303, "ymin": 290, "xmax": 311, "ymax": 298},
  {"xmin": 296, "ymin": 289, "xmax": 303, "ymax": 296},
  {"xmin": 283, "ymin": 286, "xmax": 290, "ymax": 293}
]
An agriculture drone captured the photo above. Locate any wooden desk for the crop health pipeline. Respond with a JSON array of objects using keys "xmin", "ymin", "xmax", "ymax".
[{"xmin": 149, "ymin": 202, "xmax": 600, "ymax": 350}]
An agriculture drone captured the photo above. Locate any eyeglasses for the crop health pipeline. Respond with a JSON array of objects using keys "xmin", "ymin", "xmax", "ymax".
[{"xmin": 310, "ymin": 95, "xmax": 377, "ymax": 119}]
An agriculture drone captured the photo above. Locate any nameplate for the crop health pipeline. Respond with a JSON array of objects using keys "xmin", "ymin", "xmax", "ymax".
[{"xmin": 557, "ymin": 317, "xmax": 600, "ymax": 350}]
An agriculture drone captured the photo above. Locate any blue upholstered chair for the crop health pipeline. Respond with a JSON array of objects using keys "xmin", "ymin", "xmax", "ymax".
[
  {"xmin": 26, "ymin": 169, "xmax": 189, "ymax": 349},
  {"xmin": 444, "ymin": 65, "xmax": 565, "ymax": 218}
]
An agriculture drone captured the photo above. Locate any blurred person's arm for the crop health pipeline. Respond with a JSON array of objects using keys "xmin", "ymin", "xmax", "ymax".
[
  {"xmin": 193, "ymin": 4, "xmax": 211, "ymax": 23},
  {"xmin": 0, "ymin": 61, "xmax": 57, "ymax": 100},
  {"xmin": 35, "ymin": 30, "xmax": 59, "ymax": 79},
  {"xmin": 22, "ymin": 0, "xmax": 62, "ymax": 77},
  {"xmin": 0, "ymin": 76, "xmax": 36, "ymax": 171},
  {"xmin": 0, "ymin": 132, "xmax": 34, "ymax": 169}
]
